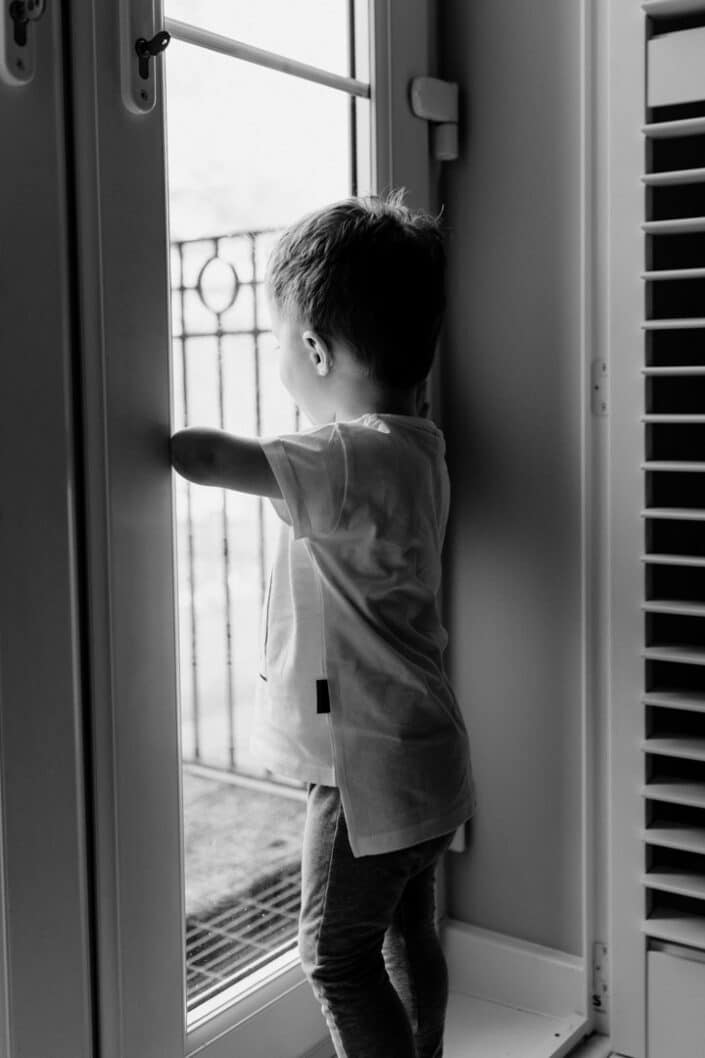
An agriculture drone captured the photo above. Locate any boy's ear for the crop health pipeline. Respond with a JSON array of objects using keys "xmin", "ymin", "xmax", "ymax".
[{"xmin": 302, "ymin": 329, "xmax": 331, "ymax": 376}]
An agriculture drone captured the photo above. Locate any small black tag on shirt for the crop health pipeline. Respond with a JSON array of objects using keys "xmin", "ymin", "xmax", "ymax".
[
  {"xmin": 316, "ymin": 678, "xmax": 330, "ymax": 714},
  {"xmin": 259, "ymin": 672, "xmax": 267, "ymax": 682}
]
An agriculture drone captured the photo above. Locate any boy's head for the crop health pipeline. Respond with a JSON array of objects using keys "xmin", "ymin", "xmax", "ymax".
[{"xmin": 265, "ymin": 190, "xmax": 446, "ymax": 423}]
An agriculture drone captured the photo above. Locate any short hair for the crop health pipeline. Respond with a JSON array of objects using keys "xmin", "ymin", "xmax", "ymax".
[{"xmin": 264, "ymin": 190, "xmax": 446, "ymax": 389}]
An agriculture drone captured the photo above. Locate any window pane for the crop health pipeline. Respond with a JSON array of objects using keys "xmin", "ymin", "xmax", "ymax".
[
  {"xmin": 164, "ymin": 40, "xmax": 367, "ymax": 1022},
  {"xmin": 164, "ymin": 0, "xmax": 351, "ymax": 78},
  {"xmin": 165, "ymin": 42, "xmax": 355, "ymax": 239}
]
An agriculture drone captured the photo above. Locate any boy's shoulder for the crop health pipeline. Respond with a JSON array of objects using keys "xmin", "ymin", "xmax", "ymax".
[
  {"xmin": 337, "ymin": 413, "xmax": 445, "ymax": 468},
  {"xmin": 338, "ymin": 412, "xmax": 444, "ymax": 445}
]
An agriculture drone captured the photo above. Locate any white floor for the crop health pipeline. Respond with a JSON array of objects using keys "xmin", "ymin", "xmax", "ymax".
[
  {"xmin": 307, "ymin": 992, "xmax": 610, "ymax": 1058},
  {"xmin": 443, "ymin": 991, "xmax": 601, "ymax": 1058}
]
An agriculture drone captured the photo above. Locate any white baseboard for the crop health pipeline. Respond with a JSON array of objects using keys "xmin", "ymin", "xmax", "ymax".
[{"xmin": 442, "ymin": 917, "xmax": 590, "ymax": 1021}]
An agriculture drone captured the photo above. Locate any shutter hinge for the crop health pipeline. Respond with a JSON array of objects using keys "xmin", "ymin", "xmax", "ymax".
[
  {"xmin": 591, "ymin": 359, "xmax": 608, "ymax": 417},
  {"xmin": 409, "ymin": 76, "xmax": 459, "ymax": 161},
  {"xmin": 591, "ymin": 941, "xmax": 609, "ymax": 1014}
]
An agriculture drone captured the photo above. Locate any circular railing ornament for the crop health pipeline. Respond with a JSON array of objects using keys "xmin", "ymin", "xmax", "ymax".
[{"xmin": 196, "ymin": 254, "xmax": 240, "ymax": 315}]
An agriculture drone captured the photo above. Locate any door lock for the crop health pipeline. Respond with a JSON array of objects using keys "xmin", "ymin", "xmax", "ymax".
[
  {"xmin": 9, "ymin": 0, "xmax": 45, "ymax": 47},
  {"xmin": 120, "ymin": 0, "xmax": 170, "ymax": 114},
  {"xmin": 135, "ymin": 30, "xmax": 171, "ymax": 82},
  {"xmin": 1, "ymin": 0, "xmax": 45, "ymax": 85}
]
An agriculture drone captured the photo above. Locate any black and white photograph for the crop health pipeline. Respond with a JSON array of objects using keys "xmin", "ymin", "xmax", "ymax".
[{"xmin": 1, "ymin": 2, "xmax": 701, "ymax": 1056}]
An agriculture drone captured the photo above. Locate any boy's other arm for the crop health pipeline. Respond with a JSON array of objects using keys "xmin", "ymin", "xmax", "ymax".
[{"xmin": 170, "ymin": 427, "xmax": 282, "ymax": 498}]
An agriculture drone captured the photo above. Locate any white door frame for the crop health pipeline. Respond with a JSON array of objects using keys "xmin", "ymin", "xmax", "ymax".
[{"xmin": 64, "ymin": 1, "xmax": 435, "ymax": 1054}]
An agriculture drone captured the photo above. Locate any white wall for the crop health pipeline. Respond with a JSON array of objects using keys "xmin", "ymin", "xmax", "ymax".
[{"xmin": 439, "ymin": 0, "xmax": 587, "ymax": 955}]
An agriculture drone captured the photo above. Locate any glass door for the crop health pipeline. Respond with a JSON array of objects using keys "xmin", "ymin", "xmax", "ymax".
[
  {"xmin": 66, "ymin": 1, "xmax": 435, "ymax": 1054},
  {"xmin": 162, "ymin": 0, "xmax": 371, "ymax": 1023}
]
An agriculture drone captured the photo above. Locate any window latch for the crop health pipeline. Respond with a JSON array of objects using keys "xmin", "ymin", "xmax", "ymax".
[
  {"xmin": 409, "ymin": 77, "xmax": 459, "ymax": 161},
  {"xmin": 135, "ymin": 30, "xmax": 171, "ymax": 84},
  {"xmin": 120, "ymin": 0, "xmax": 171, "ymax": 114}
]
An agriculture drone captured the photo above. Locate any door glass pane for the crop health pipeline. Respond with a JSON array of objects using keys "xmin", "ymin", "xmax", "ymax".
[
  {"xmin": 164, "ymin": 27, "xmax": 369, "ymax": 1024},
  {"xmin": 164, "ymin": 0, "xmax": 351, "ymax": 78}
]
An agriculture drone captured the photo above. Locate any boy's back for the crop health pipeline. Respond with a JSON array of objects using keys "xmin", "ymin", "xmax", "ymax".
[
  {"xmin": 172, "ymin": 191, "xmax": 477, "ymax": 1056},
  {"xmin": 250, "ymin": 410, "xmax": 477, "ymax": 857}
]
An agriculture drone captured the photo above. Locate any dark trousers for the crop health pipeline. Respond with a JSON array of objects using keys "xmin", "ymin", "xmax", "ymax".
[{"xmin": 298, "ymin": 782, "xmax": 456, "ymax": 1058}]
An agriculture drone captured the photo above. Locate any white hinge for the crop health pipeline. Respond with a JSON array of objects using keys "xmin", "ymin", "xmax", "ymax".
[
  {"xmin": 409, "ymin": 76, "xmax": 459, "ymax": 161},
  {"xmin": 591, "ymin": 359, "xmax": 608, "ymax": 417},
  {"xmin": 448, "ymin": 821, "xmax": 466, "ymax": 853}
]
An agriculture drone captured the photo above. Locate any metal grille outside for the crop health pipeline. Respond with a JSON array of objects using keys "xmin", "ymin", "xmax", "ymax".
[{"xmin": 186, "ymin": 858, "xmax": 301, "ymax": 1010}]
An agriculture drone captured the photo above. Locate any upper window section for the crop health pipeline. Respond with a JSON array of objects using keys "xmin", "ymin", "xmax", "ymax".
[{"xmin": 164, "ymin": 0, "xmax": 354, "ymax": 78}]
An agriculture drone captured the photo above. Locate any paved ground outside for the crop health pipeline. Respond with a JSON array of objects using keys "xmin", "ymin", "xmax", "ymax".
[{"xmin": 182, "ymin": 766, "xmax": 307, "ymax": 916}]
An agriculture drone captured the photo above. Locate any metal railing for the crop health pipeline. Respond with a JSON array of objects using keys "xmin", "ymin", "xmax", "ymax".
[
  {"xmin": 170, "ymin": 227, "xmax": 300, "ymax": 778},
  {"xmin": 172, "ymin": 229, "xmax": 308, "ymax": 1011}
]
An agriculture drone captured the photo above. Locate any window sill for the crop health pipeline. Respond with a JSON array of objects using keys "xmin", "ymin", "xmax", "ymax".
[{"xmin": 186, "ymin": 946, "xmax": 325, "ymax": 1058}]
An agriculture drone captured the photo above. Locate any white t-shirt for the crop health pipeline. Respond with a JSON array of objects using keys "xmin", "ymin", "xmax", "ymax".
[
  {"xmin": 248, "ymin": 412, "xmax": 477, "ymax": 857},
  {"xmin": 249, "ymin": 521, "xmax": 337, "ymax": 786}
]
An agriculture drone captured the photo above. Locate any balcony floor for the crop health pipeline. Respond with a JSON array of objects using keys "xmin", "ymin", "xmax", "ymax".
[{"xmin": 183, "ymin": 764, "xmax": 307, "ymax": 1009}]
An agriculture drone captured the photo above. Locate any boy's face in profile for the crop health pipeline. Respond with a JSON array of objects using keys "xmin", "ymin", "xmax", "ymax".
[{"xmin": 269, "ymin": 299, "xmax": 336, "ymax": 426}]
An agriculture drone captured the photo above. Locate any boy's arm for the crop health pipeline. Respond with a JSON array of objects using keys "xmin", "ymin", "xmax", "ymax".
[{"xmin": 170, "ymin": 427, "xmax": 282, "ymax": 498}]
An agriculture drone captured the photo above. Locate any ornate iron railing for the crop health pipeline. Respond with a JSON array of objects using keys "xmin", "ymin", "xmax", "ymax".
[
  {"xmin": 170, "ymin": 227, "xmax": 301, "ymax": 779},
  {"xmin": 172, "ymin": 229, "xmax": 308, "ymax": 1012}
]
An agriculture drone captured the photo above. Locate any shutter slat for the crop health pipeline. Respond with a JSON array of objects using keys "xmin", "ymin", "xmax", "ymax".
[
  {"xmin": 642, "ymin": 461, "xmax": 705, "ymax": 469},
  {"xmin": 643, "ymin": 116, "xmax": 705, "ymax": 138},
  {"xmin": 643, "ymin": 367, "xmax": 705, "ymax": 374},
  {"xmin": 643, "ymin": 645, "xmax": 705, "ymax": 663},
  {"xmin": 642, "ymin": 824, "xmax": 705, "ymax": 853},
  {"xmin": 642, "ymin": 413, "xmax": 705, "ymax": 420},
  {"xmin": 642, "ymin": 870, "xmax": 705, "ymax": 900},
  {"xmin": 643, "ymin": 167, "xmax": 705, "ymax": 186},
  {"xmin": 642, "ymin": 554, "xmax": 705, "ymax": 568},
  {"xmin": 643, "ymin": 601, "xmax": 705, "ymax": 616},
  {"xmin": 643, "ymin": 0, "xmax": 705, "ymax": 16},
  {"xmin": 643, "ymin": 691, "xmax": 705, "ymax": 708},
  {"xmin": 641, "ymin": 781, "xmax": 705, "ymax": 807},
  {"xmin": 643, "ymin": 268, "xmax": 705, "ymax": 279},
  {"xmin": 641, "ymin": 736, "xmax": 705, "ymax": 760},
  {"xmin": 641, "ymin": 912, "xmax": 705, "ymax": 947},
  {"xmin": 643, "ymin": 217, "xmax": 705, "ymax": 233},
  {"xmin": 643, "ymin": 508, "xmax": 705, "ymax": 520},
  {"xmin": 643, "ymin": 320, "xmax": 705, "ymax": 330}
]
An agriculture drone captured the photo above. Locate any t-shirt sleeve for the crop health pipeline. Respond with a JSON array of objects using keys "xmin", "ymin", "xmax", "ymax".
[{"xmin": 258, "ymin": 423, "xmax": 348, "ymax": 539}]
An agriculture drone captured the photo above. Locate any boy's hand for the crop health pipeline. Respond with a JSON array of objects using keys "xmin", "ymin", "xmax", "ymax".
[{"xmin": 170, "ymin": 427, "xmax": 282, "ymax": 498}]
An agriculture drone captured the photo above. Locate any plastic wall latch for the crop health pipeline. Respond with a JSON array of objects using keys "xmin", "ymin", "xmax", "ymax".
[
  {"xmin": 448, "ymin": 822, "xmax": 466, "ymax": 853},
  {"xmin": 409, "ymin": 76, "xmax": 460, "ymax": 161}
]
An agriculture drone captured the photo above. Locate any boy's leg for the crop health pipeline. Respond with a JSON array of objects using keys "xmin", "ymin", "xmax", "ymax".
[
  {"xmin": 382, "ymin": 831, "xmax": 456, "ymax": 1058},
  {"xmin": 299, "ymin": 783, "xmax": 442, "ymax": 1058}
]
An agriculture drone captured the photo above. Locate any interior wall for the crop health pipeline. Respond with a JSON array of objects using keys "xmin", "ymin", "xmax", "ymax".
[{"xmin": 439, "ymin": 0, "xmax": 586, "ymax": 954}]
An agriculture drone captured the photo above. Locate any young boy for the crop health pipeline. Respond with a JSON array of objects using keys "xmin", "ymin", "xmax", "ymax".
[{"xmin": 170, "ymin": 191, "xmax": 477, "ymax": 1058}]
